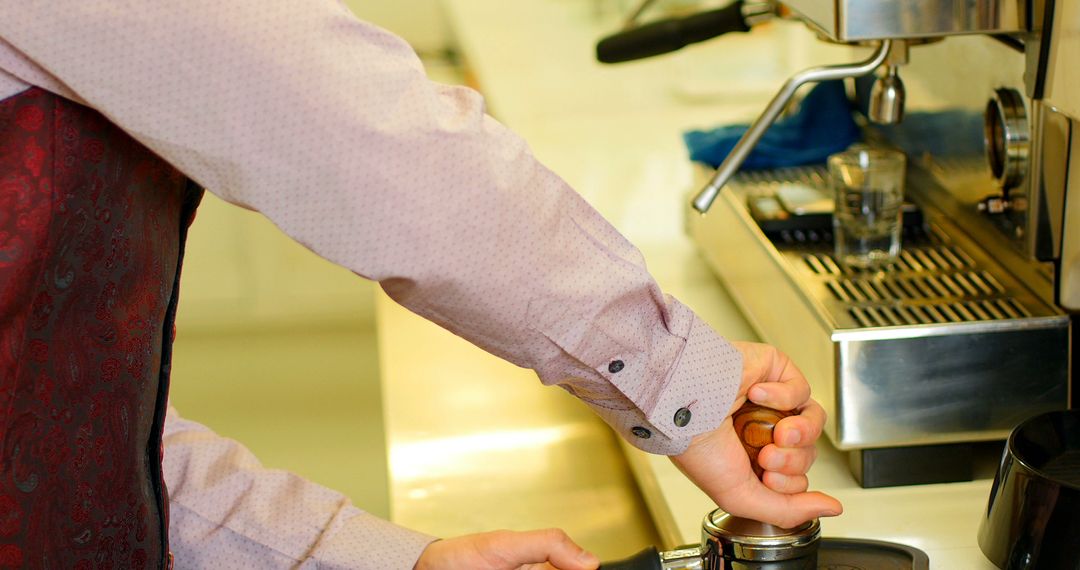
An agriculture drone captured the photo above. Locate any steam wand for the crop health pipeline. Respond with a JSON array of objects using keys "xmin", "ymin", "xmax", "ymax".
[{"xmin": 691, "ymin": 40, "xmax": 893, "ymax": 214}]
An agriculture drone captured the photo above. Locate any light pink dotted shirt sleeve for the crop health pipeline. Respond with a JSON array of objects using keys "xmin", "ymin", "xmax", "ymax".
[
  {"xmin": 0, "ymin": 0, "xmax": 742, "ymax": 565},
  {"xmin": 162, "ymin": 404, "xmax": 436, "ymax": 569}
]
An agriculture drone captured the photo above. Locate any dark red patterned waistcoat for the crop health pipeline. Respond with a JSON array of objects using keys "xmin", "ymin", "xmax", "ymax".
[{"xmin": 0, "ymin": 87, "xmax": 202, "ymax": 569}]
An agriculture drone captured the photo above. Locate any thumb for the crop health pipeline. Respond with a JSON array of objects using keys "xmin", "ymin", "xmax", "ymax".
[
  {"xmin": 486, "ymin": 529, "xmax": 599, "ymax": 570},
  {"xmin": 722, "ymin": 484, "xmax": 843, "ymax": 529}
]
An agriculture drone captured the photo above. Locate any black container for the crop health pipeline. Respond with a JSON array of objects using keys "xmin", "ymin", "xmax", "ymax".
[{"xmin": 978, "ymin": 410, "xmax": 1080, "ymax": 569}]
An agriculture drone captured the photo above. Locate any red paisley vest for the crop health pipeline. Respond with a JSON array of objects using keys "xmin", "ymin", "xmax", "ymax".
[{"xmin": 0, "ymin": 87, "xmax": 202, "ymax": 568}]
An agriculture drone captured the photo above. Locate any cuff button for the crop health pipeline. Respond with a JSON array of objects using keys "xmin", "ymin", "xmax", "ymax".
[
  {"xmin": 674, "ymin": 408, "xmax": 692, "ymax": 427},
  {"xmin": 608, "ymin": 360, "xmax": 625, "ymax": 374},
  {"xmin": 630, "ymin": 426, "xmax": 652, "ymax": 439}
]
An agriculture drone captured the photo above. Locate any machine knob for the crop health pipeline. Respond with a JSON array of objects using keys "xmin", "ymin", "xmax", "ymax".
[{"xmin": 984, "ymin": 87, "xmax": 1030, "ymax": 194}]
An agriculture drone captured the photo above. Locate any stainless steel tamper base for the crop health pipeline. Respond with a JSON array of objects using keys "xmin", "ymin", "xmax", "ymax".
[{"xmin": 702, "ymin": 510, "xmax": 821, "ymax": 565}]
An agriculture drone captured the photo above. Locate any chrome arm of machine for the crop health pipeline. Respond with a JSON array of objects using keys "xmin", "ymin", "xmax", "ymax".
[
  {"xmin": 690, "ymin": 40, "xmax": 892, "ymax": 213},
  {"xmin": 780, "ymin": 0, "xmax": 1026, "ymax": 41}
]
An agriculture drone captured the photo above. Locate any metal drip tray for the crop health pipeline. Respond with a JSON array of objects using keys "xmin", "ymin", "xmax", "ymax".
[
  {"xmin": 790, "ymin": 234, "xmax": 1049, "ymax": 330},
  {"xmin": 688, "ymin": 166, "xmax": 1070, "ymax": 451}
]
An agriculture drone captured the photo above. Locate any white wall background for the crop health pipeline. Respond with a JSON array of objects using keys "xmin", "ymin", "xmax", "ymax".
[{"xmin": 340, "ymin": 0, "xmax": 452, "ymax": 53}]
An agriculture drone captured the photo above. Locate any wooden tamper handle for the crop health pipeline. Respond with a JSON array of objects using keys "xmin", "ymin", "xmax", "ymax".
[
  {"xmin": 732, "ymin": 402, "xmax": 795, "ymax": 480},
  {"xmin": 702, "ymin": 402, "xmax": 821, "ymax": 566}
]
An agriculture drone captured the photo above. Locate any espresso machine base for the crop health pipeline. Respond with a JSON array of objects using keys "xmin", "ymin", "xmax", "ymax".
[
  {"xmin": 848, "ymin": 441, "xmax": 1012, "ymax": 488},
  {"xmin": 688, "ymin": 165, "xmax": 1071, "ymax": 487}
]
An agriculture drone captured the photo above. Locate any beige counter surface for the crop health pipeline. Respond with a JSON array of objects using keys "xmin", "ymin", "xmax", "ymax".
[{"xmin": 377, "ymin": 1, "xmax": 1001, "ymax": 567}]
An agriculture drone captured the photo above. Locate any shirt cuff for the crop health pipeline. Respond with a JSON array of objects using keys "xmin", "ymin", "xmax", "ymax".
[
  {"xmin": 613, "ymin": 311, "xmax": 741, "ymax": 454},
  {"xmin": 309, "ymin": 509, "xmax": 438, "ymax": 569},
  {"xmin": 534, "ymin": 297, "xmax": 742, "ymax": 455},
  {"xmin": 647, "ymin": 309, "xmax": 742, "ymax": 441}
]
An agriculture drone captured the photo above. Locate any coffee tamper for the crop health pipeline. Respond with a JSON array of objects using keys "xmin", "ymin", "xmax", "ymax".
[{"xmin": 600, "ymin": 403, "xmax": 822, "ymax": 570}]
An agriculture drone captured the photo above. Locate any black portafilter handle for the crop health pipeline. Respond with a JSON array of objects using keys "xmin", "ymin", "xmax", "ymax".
[
  {"xmin": 595, "ymin": 1, "xmax": 751, "ymax": 64},
  {"xmin": 598, "ymin": 545, "xmax": 663, "ymax": 570}
]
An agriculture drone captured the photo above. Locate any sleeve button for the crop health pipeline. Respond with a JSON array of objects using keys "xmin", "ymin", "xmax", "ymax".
[
  {"xmin": 608, "ymin": 360, "xmax": 625, "ymax": 373},
  {"xmin": 630, "ymin": 426, "xmax": 652, "ymax": 439},
  {"xmin": 673, "ymin": 408, "xmax": 692, "ymax": 427}
]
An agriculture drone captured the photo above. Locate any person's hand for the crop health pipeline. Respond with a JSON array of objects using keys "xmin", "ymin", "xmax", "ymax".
[
  {"xmin": 670, "ymin": 341, "xmax": 843, "ymax": 529},
  {"xmin": 414, "ymin": 529, "xmax": 600, "ymax": 570}
]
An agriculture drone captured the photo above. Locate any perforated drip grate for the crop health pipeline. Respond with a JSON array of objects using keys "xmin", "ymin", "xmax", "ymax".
[
  {"xmin": 825, "ymin": 271, "xmax": 999, "ymax": 301},
  {"xmin": 801, "ymin": 247, "xmax": 1031, "ymax": 326},
  {"xmin": 731, "ymin": 166, "xmax": 1051, "ymax": 329},
  {"xmin": 804, "ymin": 246, "xmax": 976, "ymax": 276},
  {"xmin": 848, "ymin": 299, "xmax": 1031, "ymax": 327},
  {"xmin": 737, "ymin": 165, "xmax": 828, "ymax": 186},
  {"xmin": 802, "ymin": 250, "xmax": 1018, "ymax": 325}
]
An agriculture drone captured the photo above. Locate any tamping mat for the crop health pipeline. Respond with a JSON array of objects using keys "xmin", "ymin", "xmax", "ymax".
[{"xmin": 816, "ymin": 537, "xmax": 929, "ymax": 570}]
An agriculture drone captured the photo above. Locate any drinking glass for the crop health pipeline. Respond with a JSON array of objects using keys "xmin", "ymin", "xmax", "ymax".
[{"xmin": 829, "ymin": 147, "xmax": 906, "ymax": 269}]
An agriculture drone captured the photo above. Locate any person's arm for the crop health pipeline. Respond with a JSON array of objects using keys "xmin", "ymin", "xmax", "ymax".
[
  {"xmin": 0, "ymin": 0, "xmax": 735, "ymax": 455},
  {"xmin": 0, "ymin": 0, "xmax": 838, "ymax": 526},
  {"xmin": 164, "ymin": 405, "xmax": 600, "ymax": 570},
  {"xmin": 162, "ymin": 404, "xmax": 436, "ymax": 568}
]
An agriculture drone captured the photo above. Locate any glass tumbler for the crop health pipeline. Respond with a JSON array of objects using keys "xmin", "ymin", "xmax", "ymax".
[{"xmin": 828, "ymin": 148, "xmax": 906, "ymax": 269}]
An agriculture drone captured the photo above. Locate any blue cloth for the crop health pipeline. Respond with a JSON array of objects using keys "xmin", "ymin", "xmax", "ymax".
[{"xmin": 683, "ymin": 80, "xmax": 859, "ymax": 170}]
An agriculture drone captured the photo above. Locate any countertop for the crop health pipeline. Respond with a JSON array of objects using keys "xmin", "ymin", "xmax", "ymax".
[{"xmin": 381, "ymin": 1, "xmax": 1001, "ymax": 567}]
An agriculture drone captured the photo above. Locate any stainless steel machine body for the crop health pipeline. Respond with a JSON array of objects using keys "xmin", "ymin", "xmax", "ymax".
[
  {"xmin": 691, "ymin": 166, "xmax": 1069, "ymax": 450},
  {"xmin": 780, "ymin": 0, "xmax": 1027, "ymax": 41},
  {"xmin": 687, "ymin": 0, "xmax": 1077, "ymax": 474}
]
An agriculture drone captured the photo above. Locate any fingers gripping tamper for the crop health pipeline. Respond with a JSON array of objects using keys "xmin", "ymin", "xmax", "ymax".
[
  {"xmin": 600, "ymin": 403, "xmax": 821, "ymax": 570},
  {"xmin": 703, "ymin": 402, "xmax": 821, "ymax": 569}
]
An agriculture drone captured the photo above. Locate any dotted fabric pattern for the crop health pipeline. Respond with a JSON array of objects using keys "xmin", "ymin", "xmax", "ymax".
[
  {"xmin": 163, "ymin": 406, "xmax": 436, "ymax": 569},
  {"xmin": 0, "ymin": 0, "xmax": 743, "ymax": 564}
]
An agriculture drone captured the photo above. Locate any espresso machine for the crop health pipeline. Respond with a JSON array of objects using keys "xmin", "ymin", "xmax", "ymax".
[{"xmin": 601, "ymin": 0, "xmax": 1076, "ymax": 488}]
